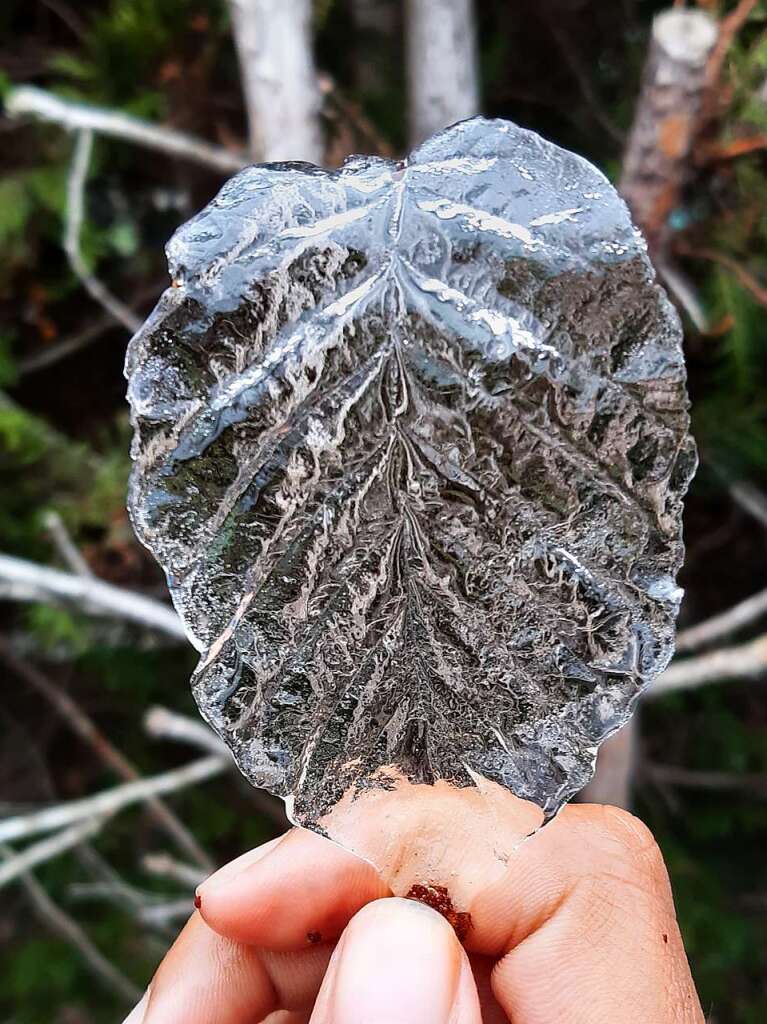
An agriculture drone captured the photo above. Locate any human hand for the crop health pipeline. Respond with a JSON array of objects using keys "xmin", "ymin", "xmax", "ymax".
[{"xmin": 123, "ymin": 793, "xmax": 704, "ymax": 1024}]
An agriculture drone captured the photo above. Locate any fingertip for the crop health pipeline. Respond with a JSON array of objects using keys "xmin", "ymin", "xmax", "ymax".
[
  {"xmin": 310, "ymin": 898, "xmax": 480, "ymax": 1024},
  {"xmin": 198, "ymin": 827, "xmax": 388, "ymax": 949}
]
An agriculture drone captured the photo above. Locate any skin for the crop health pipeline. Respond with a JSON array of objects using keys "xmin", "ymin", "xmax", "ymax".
[{"xmin": 123, "ymin": 792, "xmax": 705, "ymax": 1024}]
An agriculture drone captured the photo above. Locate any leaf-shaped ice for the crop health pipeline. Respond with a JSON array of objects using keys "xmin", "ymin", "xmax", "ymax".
[{"xmin": 126, "ymin": 117, "xmax": 695, "ymax": 833}]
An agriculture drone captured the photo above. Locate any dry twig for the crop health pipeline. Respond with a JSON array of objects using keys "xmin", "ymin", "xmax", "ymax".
[
  {"xmin": 653, "ymin": 634, "xmax": 767, "ymax": 695},
  {"xmin": 145, "ymin": 706, "xmax": 288, "ymax": 827},
  {"xmin": 676, "ymin": 585, "xmax": 767, "ymax": 653},
  {"xmin": 0, "ymin": 641, "xmax": 212, "ymax": 870},
  {"xmin": 64, "ymin": 129, "xmax": 141, "ymax": 332},
  {"xmin": 7, "ymin": 85, "xmax": 246, "ymax": 173},
  {"xmin": 144, "ymin": 705, "xmax": 230, "ymax": 759},
  {"xmin": 142, "ymin": 852, "xmax": 207, "ymax": 889},
  {"xmin": 645, "ymin": 762, "xmax": 767, "ymax": 795},
  {"xmin": 0, "ymin": 817, "xmax": 105, "ymax": 889},
  {"xmin": 43, "ymin": 509, "xmax": 93, "ymax": 578},
  {"xmin": 0, "ymin": 755, "xmax": 226, "ymax": 844},
  {"xmin": 0, "ymin": 553, "xmax": 187, "ymax": 641}
]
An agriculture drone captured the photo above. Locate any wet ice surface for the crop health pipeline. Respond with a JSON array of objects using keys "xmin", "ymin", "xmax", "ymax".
[{"xmin": 126, "ymin": 117, "xmax": 695, "ymax": 864}]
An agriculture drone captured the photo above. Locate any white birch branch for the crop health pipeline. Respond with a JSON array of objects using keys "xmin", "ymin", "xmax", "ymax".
[
  {"xmin": 652, "ymin": 634, "xmax": 767, "ymax": 695},
  {"xmin": 7, "ymin": 85, "xmax": 247, "ymax": 173},
  {"xmin": 676, "ymin": 585, "xmax": 767, "ymax": 653},
  {"xmin": 228, "ymin": 0, "xmax": 322, "ymax": 162},
  {"xmin": 43, "ymin": 510, "xmax": 93, "ymax": 578},
  {"xmin": 142, "ymin": 852, "xmax": 207, "ymax": 889},
  {"xmin": 406, "ymin": 0, "xmax": 480, "ymax": 146},
  {"xmin": 0, "ymin": 817, "xmax": 105, "ymax": 889},
  {"xmin": 144, "ymin": 705, "xmax": 231, "ymax": 759},
  {"xmin": 0, "ymin": 553, "xmax": 188, "ymax": 642},
  {"xmin": 144, "ymin": 706, "xmax": 287, "ymax": 826},
  {"xmin": 0, "ymin": 755, "xmax": 226, "ymax": 844},
  {"xmin": 64, "ymin": 129, "xmax": 141, "ymax": 332}
]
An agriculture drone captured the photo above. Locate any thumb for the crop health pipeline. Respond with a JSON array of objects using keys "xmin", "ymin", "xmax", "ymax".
[{"xmin": 309, "ymin": 897, "xmax": 482, "ymax": 1024}]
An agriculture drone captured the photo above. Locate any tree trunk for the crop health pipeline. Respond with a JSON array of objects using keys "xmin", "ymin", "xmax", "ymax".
[
  {"xmin": 229, "ymin": 0, "xmax": 322, "ymax": 163},
  {"xmin": 619, "ymin": 7, "xmax": 718, "ymax": 255},
  {"xmin": 405, "ymin": 0, "xmax": 480, "ymax": 147},
  {"xmin": 579, "ymin": 717, "xmax": 638, "ymax": 809}
]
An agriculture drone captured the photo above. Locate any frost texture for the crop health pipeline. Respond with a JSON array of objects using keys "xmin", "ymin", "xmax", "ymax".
[{"xmin": 126, "ymin": 118, "xmax": 695, "ymax": 825}]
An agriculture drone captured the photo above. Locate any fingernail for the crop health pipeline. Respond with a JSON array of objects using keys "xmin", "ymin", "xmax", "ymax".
[
  {"xmin": 122, "ymin": 987, "xmax": 150, "ymax": 1024},
  {"xmin": 317, "ymin": 897, "xmax": 462, "ymax": 1024}
]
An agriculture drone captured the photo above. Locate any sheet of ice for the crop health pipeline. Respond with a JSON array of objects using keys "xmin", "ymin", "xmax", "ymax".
[{"xmin": 126, "ymin": 117, "xmax": 695, "ymax": 874}]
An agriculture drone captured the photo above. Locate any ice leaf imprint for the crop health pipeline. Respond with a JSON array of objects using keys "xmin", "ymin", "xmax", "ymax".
[{"xmin": 126, "ymin": 117, "xmax": 695, "ymax": 826}]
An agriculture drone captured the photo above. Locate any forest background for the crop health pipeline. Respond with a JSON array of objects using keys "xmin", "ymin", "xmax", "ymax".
[{"xmin": 1, "ymin": 1, "xmax": 767, "ymax": 1021}]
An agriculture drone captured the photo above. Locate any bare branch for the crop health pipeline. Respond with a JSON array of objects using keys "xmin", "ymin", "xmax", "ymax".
[
  {"xmin": 64, "ymin": 129, "xmax": 141, "ymax": 332},
  {"xmin": 0, "ymin": 553, "xmax": 188, "ymax": 642},
  {"xmin": 652, "ymin": 635, "xmax": 767, "ymax": 695},
  {"xmin": 645, "ymin": 762, "xmax": 767, "ymax": 796},
  {"xmin": 0, "ymin": 755, "xmax": 226, "ymax": 844},
  {"xmin": 19, "ymin": 281, "xmax": 163, "ymax": 377},
  {"xmin": 676, "ymin": 585, "xmax": 767, "ymax": 653},
  {"xmin": 145, "ymin": 706, "xmax": 287, "ymax": 827},
  {"xmin": 7, "ymin": 85, "xmax": 247, "ymax": 173},
  {"xmin": 142, "ymin": 852, "xmax": 207, "ymax": 889},
  {"xmin": 1, "ymin": 843, "xmax": 141, "ymax": 1004},
  {"xmin": 0, "ymin": 641, "xmax": 212, "ymax": 870},
  {"xmin": 144, "ymin": 706, "xmax": 230, "ymax": 759},
  {"xmin": 137, "ymin": 898, "xmax": 196, "ymax": 928},
  {"xmin": 406, "ymin": 0, "xmax": 480, "ymax": 146},
  {"xmin": 0, "ymin": 817, "xmax": 105, "ymax": 889},
  {"xmin": 730, "ymin": 480, "xmax": 767, "ymax": 530},
  {"xmin": 43, "ymin": 509, "xmax": 93, "ymax": 578},
  {"xmin": 228, "ymin": 0, "xmax": 322, "ymax": 162}
]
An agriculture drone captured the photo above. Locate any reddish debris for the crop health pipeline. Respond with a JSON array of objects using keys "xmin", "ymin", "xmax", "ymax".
[
  {"xmin": 306, "ymin": 930, "xmax": 322, "ymax": 945},
  {"xmin": 405, "ymin": 882, "xmax": 472, "ymax": 942},
  {"xmin": 193, "ymin": 893, "xmax": 202, "ymax": 910}
]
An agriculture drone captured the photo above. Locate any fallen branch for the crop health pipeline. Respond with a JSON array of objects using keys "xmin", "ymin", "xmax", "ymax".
[
  {"xmin": 0, "ymin": 640, "xmax": 212, "ymax": 870},
  {"xmin": 0, "ymin": 754, "xmax": 226, "ymax": 844},
  {"xmin": 7, "ymin": 85, "xmax": 247, "ymax": 173},
  {"xmin": 0, "ymin": 553, "xmax": 188, "ymax": 642},
  {"xmin": 0, "ymin": 817, "xmax": 105, "ymax": 889},
  {"xmin": 676, "ymin": 585, "xmax": 767, "ymax": 653},
  {"xmin": 652, "ymin": 634, "xmax": 767, "ymax": 695},
  {"xmin": 64, "ymin": 129, "xmax": 140, "ymax": 332}
]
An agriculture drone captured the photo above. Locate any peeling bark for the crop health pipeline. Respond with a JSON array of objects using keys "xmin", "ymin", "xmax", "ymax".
[{"xmin": 620, "ymin": 8, "xmax": 718, "ymax": 254}]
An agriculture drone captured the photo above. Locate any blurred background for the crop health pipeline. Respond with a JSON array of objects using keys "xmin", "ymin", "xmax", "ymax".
[{"xmin": 1, "ymin": 1, "xmax": 766, "ymax": 1020}]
